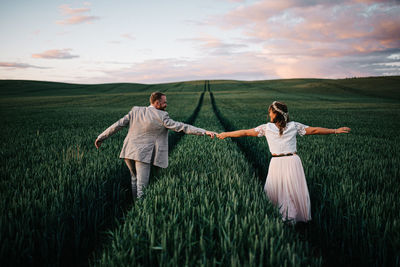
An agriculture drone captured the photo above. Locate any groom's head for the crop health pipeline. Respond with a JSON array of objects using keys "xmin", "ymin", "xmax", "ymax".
[{"xmin": 150, "ymin": 92, "xmax": 167, "ymax": 111}]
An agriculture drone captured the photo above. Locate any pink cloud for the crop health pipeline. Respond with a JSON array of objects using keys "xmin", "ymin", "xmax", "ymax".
[
  {"xmin": 179, "ymin": 36, "xmax": 248, "ymax": 56},
  {"xmin": 96, "ymin": 49, "xmax": 358, "ymax": 83},
  {"xmin": 32, "ymin": 49, "xmax": 79, "ymax": 59},
  {"xmin": 57, "ymin": 4, "xmax": 99, "ymax": 25},
  {"xmin": 0, "ymin": 62, "xmax": 49, "ymax": 69},
  {"xmin": 216, "ymin": 0, "xmax": 303, "ymax": 28},
  {"xmin": 81, "ymin": 54, "xmax": 274, "ymax": 84},
  {"xmin": 59, "ymin": 4, "xmax": 90, "ymax": 15},
  {"xmin": 215, "ymin": 0, "xmax": 400, "ymax": 59},
  {"xmin": 57, "ymin": 15, "xmax": 99, "ymax": 25}
]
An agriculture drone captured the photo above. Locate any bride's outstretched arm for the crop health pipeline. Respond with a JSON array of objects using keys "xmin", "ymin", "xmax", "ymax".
[
  {"xmin": 217, "ymin": 129, "xmax": 258, "ymax": 139},
  {"xmin": 305, "ymin": 126, "xmax": 351, "ymax": 135}
]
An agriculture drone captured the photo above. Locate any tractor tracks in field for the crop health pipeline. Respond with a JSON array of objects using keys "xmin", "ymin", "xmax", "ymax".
[
  {"xmin": 206, "ymin": 80, "xmax": 268, "ymax": 182},
  {"xmin": 168, "ymin": 84, "xmax": 206, "ymax": 152}
]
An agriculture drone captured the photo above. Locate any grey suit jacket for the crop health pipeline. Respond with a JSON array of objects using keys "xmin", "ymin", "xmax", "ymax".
[{"xmin": 97, "ymin": 105, "xmax": 206, "ymax": 168}]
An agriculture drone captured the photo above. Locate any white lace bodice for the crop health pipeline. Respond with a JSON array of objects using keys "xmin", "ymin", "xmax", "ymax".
[{"xmin": 254, "ymin": 121, "xmax": 308, "ymax": 154}]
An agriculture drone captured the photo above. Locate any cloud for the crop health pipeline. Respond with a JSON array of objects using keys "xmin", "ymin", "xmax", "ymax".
[
  {"xmin": 0, "ymin": 62, "xmax": 49, "ymax": 69},
  {"xmin": 79, "ymin": 51, "xmax": 281, "ymax": 84},
  {"xmin": 388, "ymin": 54, "xmax": 400, "ymax": 60},
  {"xmin": 78, "ymin": 46, "xmax": 400, "ymax": 84},
  {"xmin": 32, "ymin": 49, "xmax": 79, "ymax": 59},
  {"xmin": 57, "ymin": 15, "xmax": 99, "ymax": 25},
  {"xmin": 57, "ymin": 4, "xmax": 99, "ymax": 25},
  {"xmin": 189, "ymin": 0, "xmax": 400, "ymax": 79},
  {"xmin": 59, "ymin": 4, "xmax": 90, "ymax": 15},
  {"xmin": 215, "ymin": 0, "xmax": 400, "ymax": 58},
  {"xmin": 179, "ymin": 36, "xmax": 248, "ymax": 56}
]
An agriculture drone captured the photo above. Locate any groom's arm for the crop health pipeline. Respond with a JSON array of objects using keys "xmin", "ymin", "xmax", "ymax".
[
  {"xmin": 162, "ymin": 113, "xmax": 215, "ymax": 137},
  {"xmin": 95, "ymin": 111, "xmax": 132, "ymax": 148}
]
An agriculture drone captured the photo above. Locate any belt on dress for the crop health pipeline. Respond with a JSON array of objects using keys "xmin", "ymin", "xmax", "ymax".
[{"xmin": 271, "ymin": 152, "xmax": 296, "ymax": 157}]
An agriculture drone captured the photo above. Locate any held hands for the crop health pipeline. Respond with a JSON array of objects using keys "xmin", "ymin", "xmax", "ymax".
[
  {"xmin": 205, "ymin": 131, "xmax": 231, "ymax": 139},
  {"xmin": 207, "ymin": 132, "xmax": 230, "ymax": 139},
  {"xmin": 205, "ymin": 131, "xmax": 218, "ymax": 138}
]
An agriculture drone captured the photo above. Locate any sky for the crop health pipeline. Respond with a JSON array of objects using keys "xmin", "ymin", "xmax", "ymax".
[{"xmin": 0, "ymin": 0, "xmax": 399, "ymax": 84}]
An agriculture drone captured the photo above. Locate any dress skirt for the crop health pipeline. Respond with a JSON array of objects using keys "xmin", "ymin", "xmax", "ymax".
[{"xmin": 264, "ymin": 154, "xmax": 311, "ymax": 222}]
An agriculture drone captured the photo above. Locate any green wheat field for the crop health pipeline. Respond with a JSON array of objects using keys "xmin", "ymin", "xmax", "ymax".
[{"xmin": 1, "ymin": 77, "xmax": 399, "ymax": 266}]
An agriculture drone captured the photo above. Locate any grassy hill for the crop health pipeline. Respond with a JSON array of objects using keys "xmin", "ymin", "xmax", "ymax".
[
  {"xmin": 0, "ymin": 79, "xmax": 210, "ymax": 97},
  {"xmin": 0, "ymin": 76, "xmax": 399, "ymax": 99}
]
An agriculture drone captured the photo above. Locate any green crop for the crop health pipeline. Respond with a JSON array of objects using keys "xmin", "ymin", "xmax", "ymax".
[{"xmin": 1, "ymin": 77, "xmax": 399, "ymax": 266}]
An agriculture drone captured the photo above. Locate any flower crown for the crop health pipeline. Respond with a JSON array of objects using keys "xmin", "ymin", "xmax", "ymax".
[{"xmin": 272, "ymin": 101, "xmax": 289, "ymax": 122}]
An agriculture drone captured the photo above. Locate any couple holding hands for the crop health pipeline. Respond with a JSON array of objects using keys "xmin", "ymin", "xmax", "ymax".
[{"xmin": 95, "ymin": 92, "xmax": 350, "ymax": 223}]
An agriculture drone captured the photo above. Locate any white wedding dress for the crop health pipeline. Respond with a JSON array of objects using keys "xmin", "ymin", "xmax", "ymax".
[{"xmin": 255, "ymin": 121, "xmax": 311, "ymax": 222}]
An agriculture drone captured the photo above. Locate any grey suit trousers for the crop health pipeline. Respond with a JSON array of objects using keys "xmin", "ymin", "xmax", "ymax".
[{"xmin": 131, "ymin": 161, "xmax": 151, "ymax": 199}]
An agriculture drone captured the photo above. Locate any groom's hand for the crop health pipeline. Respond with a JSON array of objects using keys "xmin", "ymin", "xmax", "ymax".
[
  {"xmin": 205, "ymin": 131, "xmax": 217, "ymax": 138},
  {"xmin": 95, "ymin": 138, "xmax": 102, "ymax": 149}
]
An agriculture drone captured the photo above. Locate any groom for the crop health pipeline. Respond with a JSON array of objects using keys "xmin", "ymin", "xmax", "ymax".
[{"xmin": 95, "ymin": 92, "xmax": 216, "ymax": 199}]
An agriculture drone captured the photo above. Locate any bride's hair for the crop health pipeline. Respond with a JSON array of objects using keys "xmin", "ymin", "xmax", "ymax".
[{"xmin": 268, "ymin": 101, "xmax": 290, "ymax": 136}]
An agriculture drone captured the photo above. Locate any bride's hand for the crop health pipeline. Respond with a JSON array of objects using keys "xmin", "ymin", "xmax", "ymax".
[
  {"xmin": 217, "ymin": 132, "xmax": 228, "ymax": 139},
  {"xmin": 336, "ymin": 127, "xmax": 351, "ymax": 134}
]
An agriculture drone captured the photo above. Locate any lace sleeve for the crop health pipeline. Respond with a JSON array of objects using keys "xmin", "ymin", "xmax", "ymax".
[
  {"xmin": 294, "ymin": 122, "xmax": 309, "ymax": 136},
  {"xmin": 254, "ymin": 124, "xmax": 266, "ymax": 137}
]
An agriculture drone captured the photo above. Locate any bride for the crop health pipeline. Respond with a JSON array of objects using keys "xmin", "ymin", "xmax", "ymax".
[{"xmin": 217, "ymin": 101, "xmax": 350, "ymax": 223}]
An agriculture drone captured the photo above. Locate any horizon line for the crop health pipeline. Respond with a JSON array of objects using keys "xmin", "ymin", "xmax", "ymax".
[{"xmin": 1, "ymin": 75, "xmax": 399, "ymax": 86}]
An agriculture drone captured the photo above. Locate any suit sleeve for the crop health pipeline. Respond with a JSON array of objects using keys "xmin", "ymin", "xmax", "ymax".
[
  {"xmin": 163, "ymin": 113, "xmax": 206, "ymax": 136},
  {"xmin": 97, "ymin": 111, "xmax": 132, "ymax": 141}
]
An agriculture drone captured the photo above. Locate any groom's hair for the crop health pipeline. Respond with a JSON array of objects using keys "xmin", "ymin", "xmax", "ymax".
[{"xmin": 150, "ymin": 92, "xmax": 165, "ymax": 104}]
